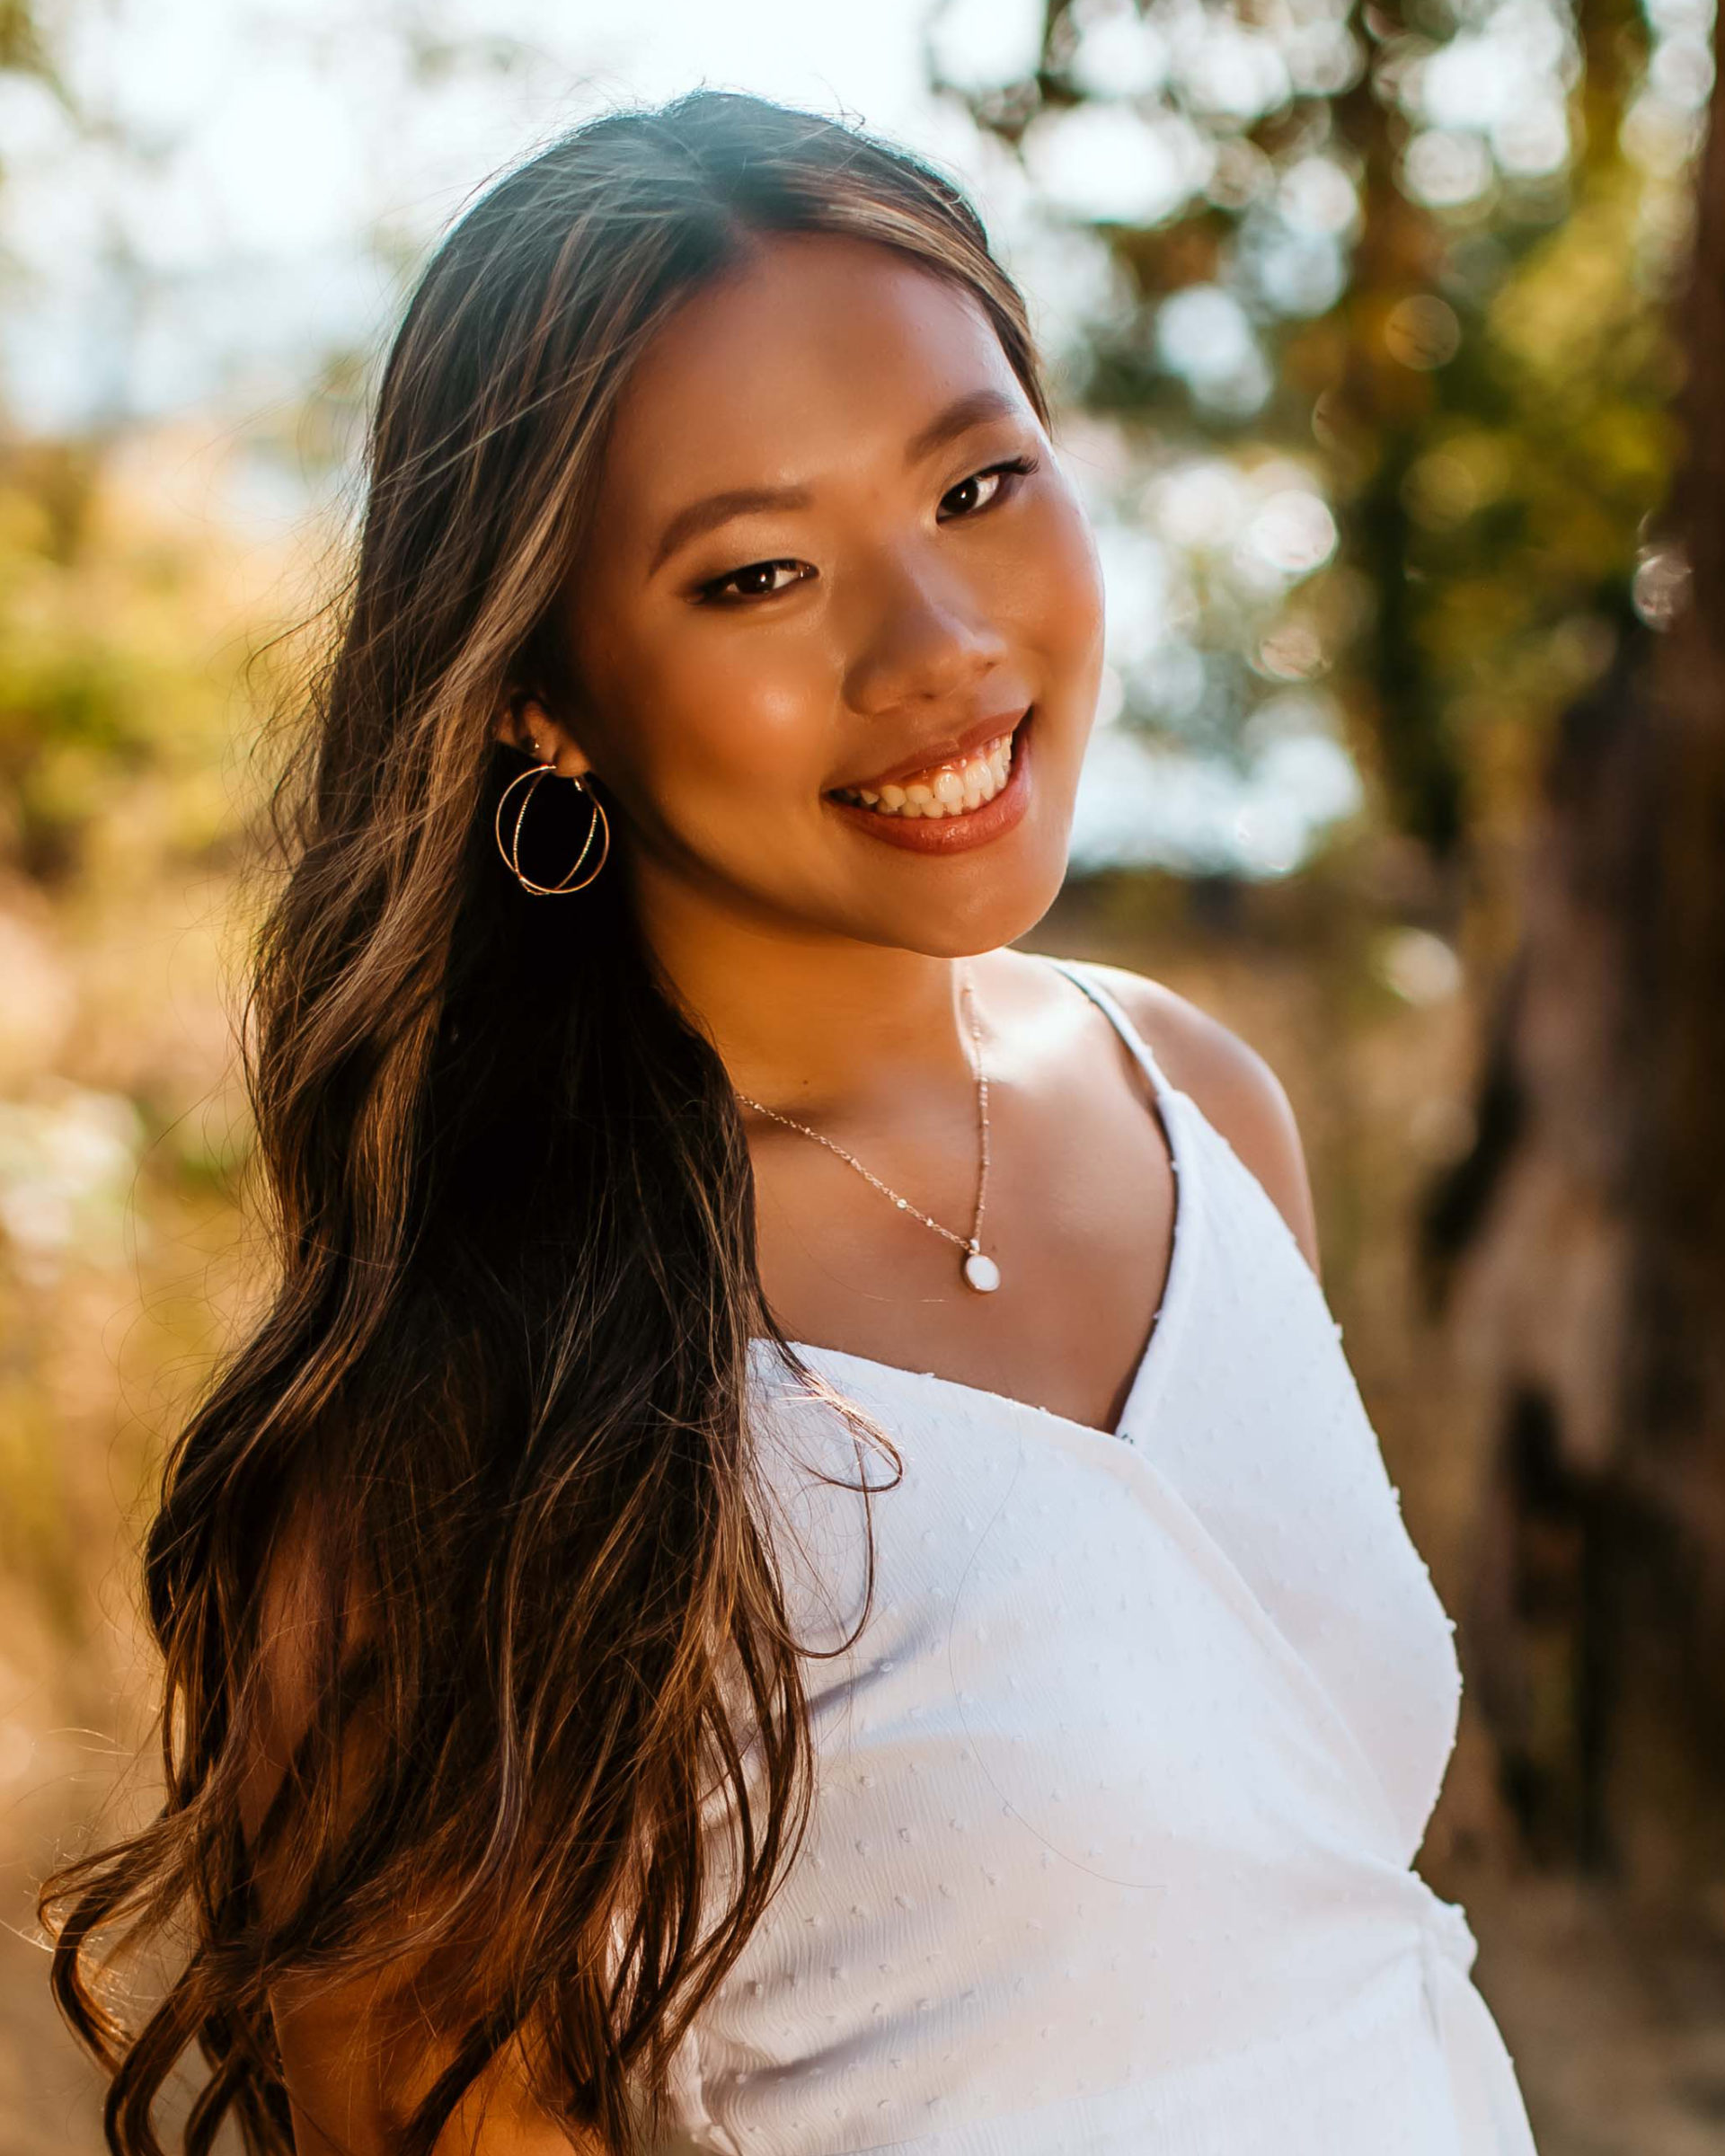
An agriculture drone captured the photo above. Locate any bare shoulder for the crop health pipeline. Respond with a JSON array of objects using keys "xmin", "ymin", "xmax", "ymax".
[{"xmin": 1071, "ymin": 959, "xmax": 1322, "ymax": 1272}]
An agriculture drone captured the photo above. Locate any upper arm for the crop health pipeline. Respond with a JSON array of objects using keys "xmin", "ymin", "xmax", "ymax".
[
  {"xmin": 1085, "ymin": 963, "xmax": 1322, "ymax": 1276},
  {"xmin": 242, "ymin": 1515, "xmax": 600, "ymax": 2155}
]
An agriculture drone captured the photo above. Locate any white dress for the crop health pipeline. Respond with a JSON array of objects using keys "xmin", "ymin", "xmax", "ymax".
[{"xmin": 651, "ymin": 956, "xmax": 1539, "ymax": 2155}]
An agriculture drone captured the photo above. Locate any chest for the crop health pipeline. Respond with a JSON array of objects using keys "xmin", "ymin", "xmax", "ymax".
[{"xmin": 749, "ymin": 1003, "xmax": 1178, "ymax": 1436}]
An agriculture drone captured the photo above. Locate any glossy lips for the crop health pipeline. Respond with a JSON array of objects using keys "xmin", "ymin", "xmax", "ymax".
[
  {"xmin": 832, "ymin": 729, "xmax": 1014, "ymax": 818},
  {"xmin": 825, "ymin": 711, "xmax": 1034, "ymax": 854}
]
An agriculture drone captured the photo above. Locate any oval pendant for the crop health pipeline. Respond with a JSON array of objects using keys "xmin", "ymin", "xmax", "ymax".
[{"xmin": 963, "ymin": 1250, "xmax": 1001, "ymax": 1293}]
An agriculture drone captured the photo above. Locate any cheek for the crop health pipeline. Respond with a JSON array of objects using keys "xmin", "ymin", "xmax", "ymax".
[
  {"xmin": 581, "ymin": 608, "xmax": 837, "ymax": 817},
  {"xmin": 670, "ymin": 641, "xmax": 833, "ymax": 787},
  {"xmin": 1022, "ymin": 492, "xmax": 1106, "ymax": 678}
]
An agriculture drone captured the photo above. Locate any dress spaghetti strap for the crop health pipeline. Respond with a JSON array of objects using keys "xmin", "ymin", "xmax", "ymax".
[{"xmin": 1040, "ymin": 955, "xmax": 1179, "ymax": 1110}]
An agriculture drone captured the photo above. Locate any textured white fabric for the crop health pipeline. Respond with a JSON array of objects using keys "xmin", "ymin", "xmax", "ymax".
[{"xmin": 650, "ymin": 956, "xmax": 1539, "ymax": 2154}]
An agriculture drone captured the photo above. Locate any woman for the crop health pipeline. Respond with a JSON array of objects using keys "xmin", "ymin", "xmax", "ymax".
[{"xmin": 43, "ymin": 91, "xmax": 1539, "ymax": 2156}]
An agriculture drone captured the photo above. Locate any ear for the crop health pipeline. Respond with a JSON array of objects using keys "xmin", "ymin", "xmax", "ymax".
[{"xmin": 494, "ymin": 691, "xmax": 593, "ymax": 782}]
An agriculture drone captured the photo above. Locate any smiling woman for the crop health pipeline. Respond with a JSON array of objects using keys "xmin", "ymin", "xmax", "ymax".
[
  {"xmin": 526, "ymin": 224, "xmax": 1101, "ymax": 934},
  {"xmin": 37, "ymin": 87, "xmax": 1537, "ymax": 2156}
]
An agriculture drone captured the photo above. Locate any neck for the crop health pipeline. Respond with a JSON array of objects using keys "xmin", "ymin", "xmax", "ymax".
[{"xmin": 633, "ymin": 871, "xmax": 980, "ymax": 1118}]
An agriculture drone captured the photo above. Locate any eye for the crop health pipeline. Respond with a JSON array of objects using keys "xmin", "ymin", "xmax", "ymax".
[
  {"xmin": 938, "ymin": 454, "xmax": 1040, "ymax": 522},
  {"xmin": 694, "ymin": 558, "xmax": 811, "ymax": 606}
]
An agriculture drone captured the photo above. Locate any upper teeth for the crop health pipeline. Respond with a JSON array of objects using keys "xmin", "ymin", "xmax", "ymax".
[{"xmin": 834, "ymin": 729, "xmax": 1015, "ymax": 817}]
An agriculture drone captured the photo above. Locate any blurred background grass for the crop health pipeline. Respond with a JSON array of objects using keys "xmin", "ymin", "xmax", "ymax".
[{"xmin": 4, "ymin": 1, "xmax": 1725, "ymax": 2148}]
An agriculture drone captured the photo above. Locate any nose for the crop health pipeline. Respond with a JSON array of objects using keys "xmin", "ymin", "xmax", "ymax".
[{"xmin": 841, "ymin": 541, "xmax": 1010, "ymax": 718}]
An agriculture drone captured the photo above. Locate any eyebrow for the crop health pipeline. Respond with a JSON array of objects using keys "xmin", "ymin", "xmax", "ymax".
[
  {"xmin": 650, "ymin": 483, "xmax": 814, "ymax": 575},
  {"xmin": 648, "ymin": 386, "xmax": 1026, "ymax": 576},
  {"xmin": 902, "ymin": 385, "xmax": 1022, "ymax": 468}
]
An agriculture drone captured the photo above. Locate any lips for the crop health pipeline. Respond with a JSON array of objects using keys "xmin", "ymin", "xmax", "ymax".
[
  {"xmin": 828, "ymin": 727, "xmax": 1012, "ymax": 817},
  {"xmin": 824, "ymin": 706, "xmax": 1036, "ymax": 854},
  {"xmin": 828, "ymin": 708, "xmax": 1031, "ymax": 798}
]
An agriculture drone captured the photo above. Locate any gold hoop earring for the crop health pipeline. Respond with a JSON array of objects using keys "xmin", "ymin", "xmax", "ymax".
[{"xmin": 493, "ymin": 763, "xmax": 611, "ymax": 895}]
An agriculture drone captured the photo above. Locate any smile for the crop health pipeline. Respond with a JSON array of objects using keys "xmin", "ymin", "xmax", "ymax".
[
  {"xmin": 830, "ymin": 727, "xmax": 1016, "ymax": 818},
  {"xmin": 823, "ymin": 710, "xmax": 1035, "ymax": 855}
]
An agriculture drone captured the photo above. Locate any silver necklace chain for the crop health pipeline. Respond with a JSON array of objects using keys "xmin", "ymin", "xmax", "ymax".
[{"xmin": 734, "ymin": 965, "xmax": 1000, "ymax": 1292}]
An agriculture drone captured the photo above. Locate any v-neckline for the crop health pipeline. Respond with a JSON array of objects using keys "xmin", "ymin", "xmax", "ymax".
[{"xmin": 758, "ymin": 960, "xmax": 1199, "ymax": 1446}]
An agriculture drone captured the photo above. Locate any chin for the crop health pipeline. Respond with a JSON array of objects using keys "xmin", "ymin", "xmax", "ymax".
[{"xmin": 862, "ymin": 837, "xmax": 1075, "ymax": 960}]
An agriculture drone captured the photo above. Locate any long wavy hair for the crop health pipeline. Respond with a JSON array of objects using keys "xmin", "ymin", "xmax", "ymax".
[{"xmin": 38, "ymin": 88, "xmax": 1050, "ymax": 2156}]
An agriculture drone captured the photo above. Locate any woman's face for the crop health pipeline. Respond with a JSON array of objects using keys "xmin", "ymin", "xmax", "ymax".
[{"xmin": 553, "ymin": 231, "xmax": 1106, "ymax": 959}]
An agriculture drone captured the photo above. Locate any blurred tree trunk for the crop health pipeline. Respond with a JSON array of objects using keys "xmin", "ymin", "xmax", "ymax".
[
  {"xmin": 1432, "ymin": 30, "xmax": 1725, "ymax": 1916},
  {"xmin": 1324, "ymin": 0, "xmax": 1464, "ymax": 864}
]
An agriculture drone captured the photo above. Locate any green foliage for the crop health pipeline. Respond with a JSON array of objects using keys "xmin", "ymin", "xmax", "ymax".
[
  {"xmin": 0, "ymin": 438, "xmax": 265, "ymax": 883},
  {"xmin": 938, "ymin": 0, "xmax": 1694, "ymax": 866}
]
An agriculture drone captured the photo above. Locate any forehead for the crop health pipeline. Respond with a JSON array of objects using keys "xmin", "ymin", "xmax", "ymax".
[{"xmin": 591, "ymin": 234, "xmax": 1029, "ymax": 542}]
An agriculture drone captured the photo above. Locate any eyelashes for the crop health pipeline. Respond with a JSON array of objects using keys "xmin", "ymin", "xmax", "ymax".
[
  {"xmin": 937, "ymin": 452, "xmax": 1039, "ymax": 522},
  {"xmin": 692, "ymin": 453, "xmax": 1042, "ymax": 607},
  {"xmin": 699, "ymin": 559, "xmax": 807, "ymax": 604}
]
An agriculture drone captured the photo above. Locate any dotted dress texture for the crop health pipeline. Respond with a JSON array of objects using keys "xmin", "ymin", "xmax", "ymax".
[{"xmin": 650, "ymin": 957, "xmax": 1539, "ymax": 2155}]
